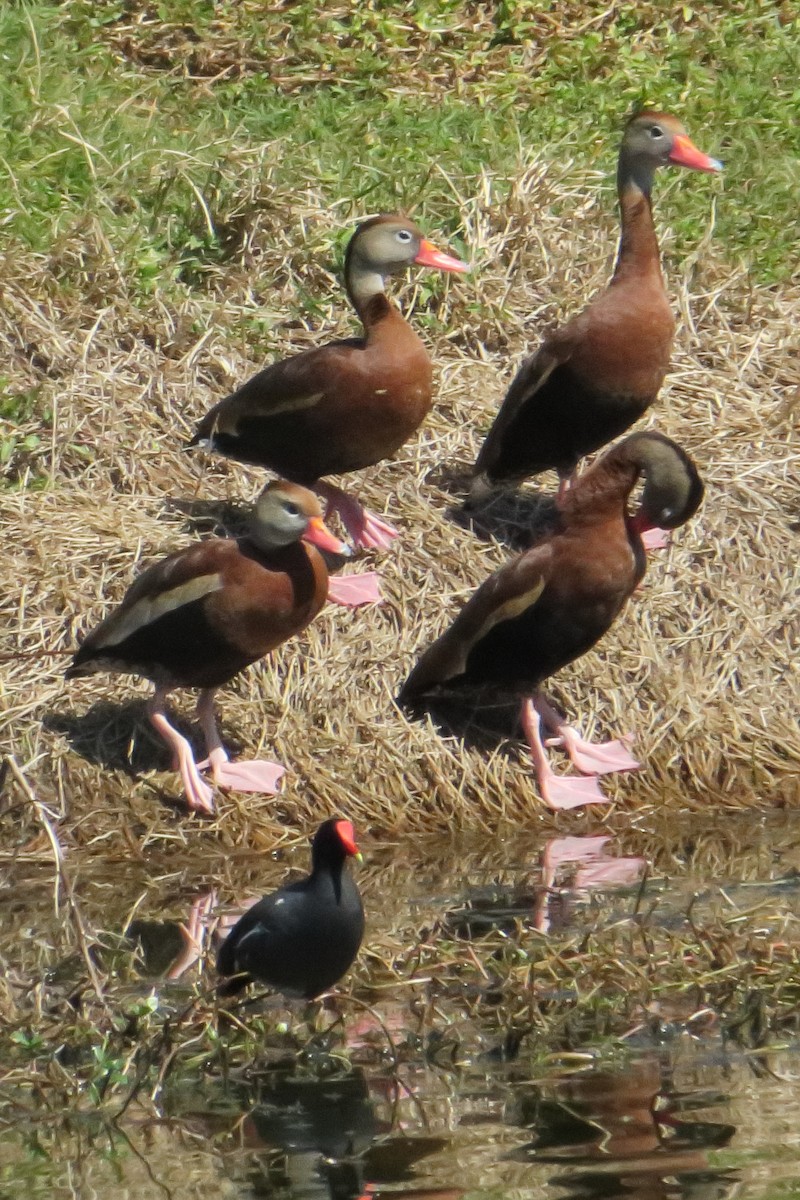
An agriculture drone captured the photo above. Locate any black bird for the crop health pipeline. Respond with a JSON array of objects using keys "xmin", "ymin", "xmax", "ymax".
[{"xmin": 217, "ymin": 818, "xmax": 364, "ymax": 998}]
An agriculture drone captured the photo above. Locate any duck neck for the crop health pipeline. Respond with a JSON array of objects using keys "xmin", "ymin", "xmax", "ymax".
[
  {"xmin": 612, "ymin": 156, "xmax": 662, "ymax": 287},
  {"xmin": 344, "ymin": 243, "xmax": 395, "ymax": 332},
  {"xmin": 559, "ymin": 455, "xmax": 637, "ymax": 527}
]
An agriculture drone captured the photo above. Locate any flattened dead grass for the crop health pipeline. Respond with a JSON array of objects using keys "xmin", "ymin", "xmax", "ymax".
[{"xmin": 1, "ymin": 150, "xmax": 798, "ymax": 850}]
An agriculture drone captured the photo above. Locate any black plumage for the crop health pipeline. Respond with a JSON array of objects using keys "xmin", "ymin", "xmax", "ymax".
[{"xmin": 217, "ymin": 818, "xmax": 364, "ymax": 999}]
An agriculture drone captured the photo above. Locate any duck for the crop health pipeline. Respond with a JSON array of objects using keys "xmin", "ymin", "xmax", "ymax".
[
  {"xmin": 401, "ymin": 432, "xmax": 703, "ymax": 810},
  {"xmin": 66, "ymin": 482, "xmax": 346, "ymax": 815},
  {"xmin": 217, "ymin": 817, "xmax": 364, "ymax": 998},
  {"xmin": 468, "ymin": 112, "xmax": 721, "ymax": 506},
  {"xmin": 190, "ymin": 214, "xmax": 468, "ymax": 570}
]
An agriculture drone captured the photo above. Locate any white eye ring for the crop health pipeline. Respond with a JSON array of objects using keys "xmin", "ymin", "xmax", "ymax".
[
  {"xmin": 396, "ymin": 229, "xmax": 413, "ymax": 243},
  {"xmin": 283, "ymin": 501, "xmax": 300, "ymax": 517},
  {"xmin": 650, "ymin": 125, "xmax": 664, "ymax": 139}
]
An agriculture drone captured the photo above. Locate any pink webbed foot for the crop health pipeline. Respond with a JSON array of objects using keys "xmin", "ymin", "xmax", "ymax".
[
  {"xmin": 520, "ymin": 699, "xmax": 611, "ymax": 812},
  {"xmin": 641, "ymin": 527, "xmax": 670, "ymax": 551},
  {"xmin": 539, "ymin": 772, "xmax": 610, "ymax": 811},
  {"xmin": 548, "ymin": 726, "xmax": 640, "ymax": 776},
  {"xmin": 198, "ymin": 746, "xmax": 285, "ymax": 795},
  {"xmin": 316, "ymin": 482, "xmax": 399, "ymax": 551},
  {"xmin": 326, "ymin": 571, "xmax": 384, "ymax": 607}
]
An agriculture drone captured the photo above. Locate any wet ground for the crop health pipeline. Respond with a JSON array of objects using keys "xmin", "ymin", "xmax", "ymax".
[{"xmin": 3, "ymin": 811, "xmax": 800, "ymax": 1198}]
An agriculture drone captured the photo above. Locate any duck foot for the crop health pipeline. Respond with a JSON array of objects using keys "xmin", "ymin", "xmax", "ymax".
[
  {"xmin": 327, "ymin": 571, "xmax": 384, "ymax": 606},
  {"xmin": 199, "ymin": 747, "xmax": 285, "ymax": 795},
  {"xmin": 641, "ymin": 526, "xmax": 670, "ymax": 551},
  {"xmin": 535, "ymin": 695, "xmax": 639, "ymax": 775},
  {"xmin": 315, "ymin": 481, "xmax": 398, "ymax": 550},
  {"xmin": 520, "ymin": 699, "xmax": 610, "ymax": 811},
  {"xmin": 148, "ymin": 703, "xmax": 215, "ymax": 814}
]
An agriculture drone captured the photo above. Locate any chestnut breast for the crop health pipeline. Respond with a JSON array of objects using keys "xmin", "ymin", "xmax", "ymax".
[
  {"xmin": 208, "ymin": 310, "xmax": 432, "ymax": 483},
  {"xmin": 463, "ymin": 518, "xmax": 642, "ymax": 693},
  {"xmin": 568, "ymin": 278, "xmax": 675, "ymax": 399},
  {"xmin": 204, "ymin": 539, "xmax": 329, "ymax": 661}
]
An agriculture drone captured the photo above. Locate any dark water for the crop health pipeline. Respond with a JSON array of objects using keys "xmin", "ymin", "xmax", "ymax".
[{"xmin": 3, "ymin": 813, "xmax": 800, "ymax": 1198}]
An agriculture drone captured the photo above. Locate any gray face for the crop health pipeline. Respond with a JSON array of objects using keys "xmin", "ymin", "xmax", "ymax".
[
  {"xmin": 251, "ymin": 488, "xmax": 312, "ymax": 546},
  {"xmin": 353, "ymin": 221, "xmax": 423, "ymax": 275},
  {"xmin": 624, "ymin": 115, "xmax": 684, "ymax": 167},
  {"xmin": 636, "ymin": 436, "xmax": 703, "ymax": 529}
]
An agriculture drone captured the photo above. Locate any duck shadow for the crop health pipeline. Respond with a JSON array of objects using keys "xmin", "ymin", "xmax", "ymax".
[
  {"xmin": 44, "ymin": 699, "xmax": 245, "ymax": 779},
  {"xmin": 425, "ymin": 463, "xmax": 560, "ymax": 554},
  {"xmin": 164, "ymin": 495, "xmax": 251, "ymax": 539},
  {"xmin": 44, "ymin": 700, "xmax": 171, "ymax": 776},
  {"xmin": 403, "ymin": 690, "xmax": 525, "ymax": 758}
]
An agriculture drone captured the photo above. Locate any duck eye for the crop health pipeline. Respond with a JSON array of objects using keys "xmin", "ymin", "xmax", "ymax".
[
  {"xmin": 283, "ymin": 501, "xmax": 300, "ymax": 517},
  {"xmin": 650, "ymin": 125, "xmax": 664, "ymax": 139},
  {"xmin": 395, "ymin": 229, "xmax": 413, "ymax": 243}
]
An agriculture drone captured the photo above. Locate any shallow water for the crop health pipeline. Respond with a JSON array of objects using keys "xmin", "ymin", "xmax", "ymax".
[{"xmin": 4, "ymin": 811, "xmax": 800, "ymax": 1198}]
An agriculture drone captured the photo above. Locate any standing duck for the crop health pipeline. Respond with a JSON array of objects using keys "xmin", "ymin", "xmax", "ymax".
[
  {"xmin": 401, "ymin": 432, "xmax": 703, "ymax": 810},
  {"xmin": 190, "ymin": 215, "xmax": 468, "ymax": 563},
  {"xmin": 469, "ymin": 112, "xmax": 721, "ymax": 504},
  {"xmin": 66, "ymin": 482, "xmax": 346, "ymax": 815},
  {"xmin": 217, "ymin": 817, "xmax": 364, "ymax": 998}
]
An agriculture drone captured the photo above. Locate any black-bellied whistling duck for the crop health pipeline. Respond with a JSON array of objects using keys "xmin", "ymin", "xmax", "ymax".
[
  {"xmin": 190, "ymin": 214, "xmax": 467, "ymax": 582},
  {"xmin": 217, "ymin": 818, "xmax": 364, "ymax": 998},
  {"xmin": 469, "ymin": 113, "xmax": 721, "ymax": 508},
  {"xmin": 401, "ymin": 432, "xmax": 703, "ymax": 810},
  {"xmin": 66, "ymin": 482, "xmax": 346, "ymax": 815}
]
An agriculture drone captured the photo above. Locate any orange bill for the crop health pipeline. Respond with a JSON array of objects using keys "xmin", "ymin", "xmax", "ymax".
[
  {"xmin": 303, "ymin": 516, "xmax": 351, "ymax": 557},
  {"xmin": 668, "ymin": 134, "xmax": 723, "ymax": 173},
  {"xmin": 414, "ymin": 238, "xmax": 469, "ymax": 273}
]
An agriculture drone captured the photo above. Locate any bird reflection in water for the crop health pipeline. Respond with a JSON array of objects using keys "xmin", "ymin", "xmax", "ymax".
[{"xmin": 506, "ymin": 1054, "xmax": 738, "ymax": 1200}]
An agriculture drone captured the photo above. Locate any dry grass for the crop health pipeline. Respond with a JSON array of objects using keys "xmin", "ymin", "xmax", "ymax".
[{"xmin": 0, "ymin": 147, "xmax": 798, "ymax": 857}]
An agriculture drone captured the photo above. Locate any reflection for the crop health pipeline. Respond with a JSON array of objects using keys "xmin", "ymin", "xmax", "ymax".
[
  {"xmin": 170, "ymin": 1067, "xmax": 452, "ymax": 1200},
  {"xmin": 534, "ymin": 835, "xmax": 646, "ymax": 933},
  {"xmin": 127, "ymin": 890, "xmax": 238, "ymax": 980},
  {"xmin": 444, "ymin": 835, "xmax": 646, "ymax": 938},
  {"xmin": 506, "ymin": 1055, "xmax": 738, "ymax": 1200}
]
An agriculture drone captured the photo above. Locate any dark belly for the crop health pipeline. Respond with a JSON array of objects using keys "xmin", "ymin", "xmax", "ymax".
[
  {"xmin": 461, "ymin": 597, "xmax": 623, "ymax": 694},
  {"xmin": 213, "ymin": 398, "xmax": 428, "ymax": 483},
  {"xmin": 488, "ymin": 366, "xmax": 651, "ymax": 482},
  {"xmin": 84, "ymin": 603, "xmax": 258, "ymax": 691}
]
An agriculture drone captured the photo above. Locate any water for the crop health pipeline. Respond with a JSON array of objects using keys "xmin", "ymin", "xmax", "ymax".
[{"xmin": 3, "ymin": 812, "xmax": 800, "ymax": 1198}]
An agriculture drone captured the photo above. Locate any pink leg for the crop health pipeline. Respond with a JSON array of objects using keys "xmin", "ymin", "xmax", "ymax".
[
  {"xmin": 195, "ymin": 690, "xmax": 285, "ymax": 795},
  {"xmin": 167, "ymin": 890, "xmax": 217, "ymax": 980},
  {"xmin": 520, "ymin": 699, "xmax": 609, "ymax": 810},
  {"xmin": 315, "ymin": 481, "xmax": 398, "ymax": 551},
  {"xmin": 556, "ymin": 472, "xmax": 574, "ymax": 500},
  {"xmin": 147, "ymin": 689, "xmax": 215, "ymax": 814},
  {"xmin": 641, "ymin": 527, "xmax": 670, "ymax": 552},
  {"xmin": 326, "ymin": 571, "xmax": 384, "ymax": 607},
  {"xmin": 535, "ymin": 694, "xmax": 640, "ymax": 776}
]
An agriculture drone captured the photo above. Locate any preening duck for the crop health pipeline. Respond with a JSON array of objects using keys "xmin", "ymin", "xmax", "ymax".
[
  {"xmin": 402, "ymin": 432, "xmax": 704, "ymax": 810},
  {"xmin": 67, "ymin": 483, "xmax": 345, "ymax": 814},
  {"xmin": 469, "ymin": 112, "xmax": 721, "ymax": 504}
]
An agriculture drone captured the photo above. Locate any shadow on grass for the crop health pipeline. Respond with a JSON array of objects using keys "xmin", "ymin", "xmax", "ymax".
[
  {"xmin": 44, "ymin": 699, "xmax": 170, "ymax": 775},
  {"xmin": 402, "ymin": 690, "xmax": 526, "ymax": 759},
  {"xmin": 425, "ymin": 462, "xmax": 561, "ymax": 554}
]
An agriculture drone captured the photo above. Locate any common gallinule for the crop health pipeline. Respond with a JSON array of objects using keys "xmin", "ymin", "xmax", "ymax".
[{"xmin": 217, "ymin": 817, "xmax": 364, "ymax": 997}]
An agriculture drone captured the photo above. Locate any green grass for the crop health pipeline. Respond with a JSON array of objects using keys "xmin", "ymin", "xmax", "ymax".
[{"xmin": 0, "ymin": 0, "xmax": 797, "ymax": 311}]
